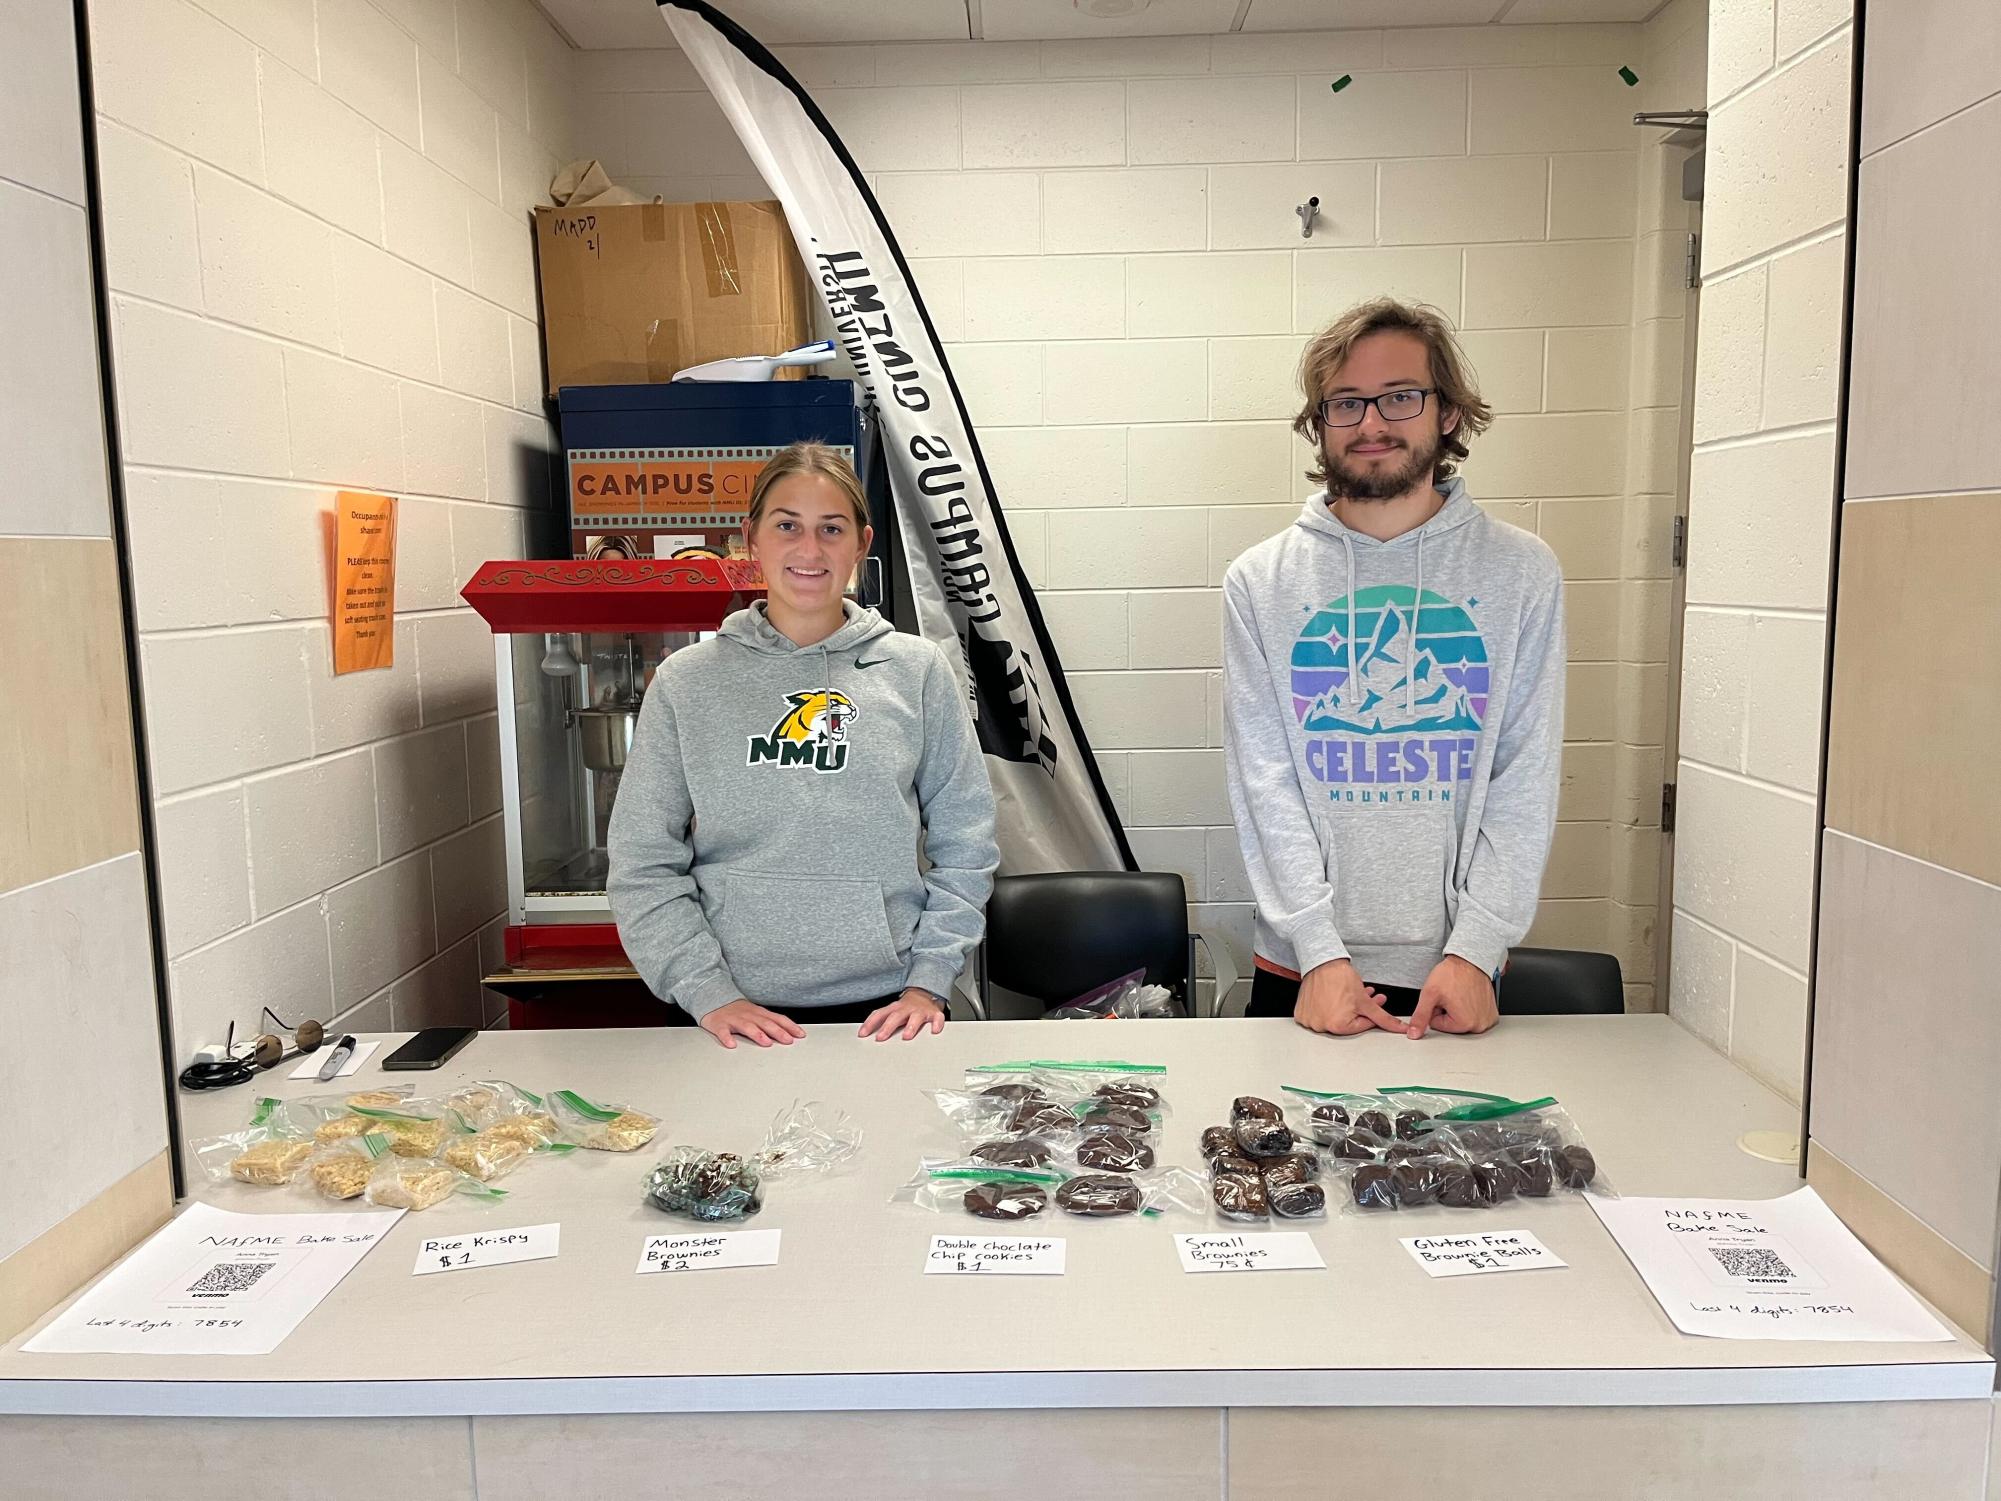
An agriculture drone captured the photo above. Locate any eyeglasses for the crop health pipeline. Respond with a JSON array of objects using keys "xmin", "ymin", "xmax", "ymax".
[{"xmin": 1317, "ymin": 388, "xmax": 1435, "ymax": 428}]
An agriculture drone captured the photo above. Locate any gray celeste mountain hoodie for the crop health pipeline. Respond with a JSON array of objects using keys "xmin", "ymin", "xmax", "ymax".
[
  {"xmin": 607, "ymin": 600, "xmax": 999, "ymax": 1020},
  {"xmin": 1222, "ymin": 478, "xmax": 1566, "ymax": 989}
]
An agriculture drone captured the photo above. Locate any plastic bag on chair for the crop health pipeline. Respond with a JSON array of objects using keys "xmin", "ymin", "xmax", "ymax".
[{"xmin": 1043, "ymin": 968, "xmax": 1179, "ymax": 1020}]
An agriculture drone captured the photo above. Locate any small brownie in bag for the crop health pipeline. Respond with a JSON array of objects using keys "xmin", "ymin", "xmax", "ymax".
[
  {"xmin": 1268, "ymin": 1180, "xmax": 1326, "ymax": 1218},
  {"xmin": 1232, "ymin": 1095, "xmax": 1284, "ymax": 1124},
  {"xmin": 1233, "ymin": 1116, "xmax": 1295, "ymax": 1159},
  {"xmin": 1259, "ymin": 1153, "xmax": 1317, "ymax": 1190},
  {"xmin": 1212, "ymin": 1164, "xmax": 1268, "ymax": 1221},
  {"xmin": 1199, "ymin": 1125, "xmax": 1236, "ymax": 1160}
]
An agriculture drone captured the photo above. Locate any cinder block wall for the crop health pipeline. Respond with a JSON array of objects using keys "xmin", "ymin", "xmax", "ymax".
[
  {"xmin": 88, "ymin": 0, "xmax": 576, "ymax": 1059},
  {"xmin": 581, "ymin": 21, "xmax": 1681, "ymax": 1006}
]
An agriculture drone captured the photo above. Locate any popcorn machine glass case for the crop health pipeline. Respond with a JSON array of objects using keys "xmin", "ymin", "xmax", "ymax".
[{"xmin": 461, "ymin": 557, "xmax": 765, "ymax": 1022}]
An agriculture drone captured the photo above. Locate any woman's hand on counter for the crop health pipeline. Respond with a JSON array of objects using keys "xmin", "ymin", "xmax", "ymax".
[
  {"xmin": 699, "ymin": 999, "xmax": 808, "ymax": 1050},
  {"xmin": 858, "ymin": 988, "xmax": 946, "ymax": 1042}
]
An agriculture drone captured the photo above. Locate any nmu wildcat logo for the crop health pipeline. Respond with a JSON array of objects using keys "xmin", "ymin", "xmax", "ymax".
[{"xmin": 747, "ymin": 689, "xmax": 858, "ymax": 774}]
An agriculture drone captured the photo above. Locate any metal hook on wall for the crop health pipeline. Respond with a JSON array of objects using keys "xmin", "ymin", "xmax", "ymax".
[{"xmin": 1296, "ymin": 196, "xmax": 1320, "ymax": 239}]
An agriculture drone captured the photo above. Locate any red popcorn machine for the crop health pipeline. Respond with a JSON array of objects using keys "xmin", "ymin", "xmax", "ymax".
[{"xmin": 462, "ymin": 556, "xmax": 765, "ymax": 1028}]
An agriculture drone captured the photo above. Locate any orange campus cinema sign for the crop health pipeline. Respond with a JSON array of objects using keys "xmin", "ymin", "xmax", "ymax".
[{"xmin": 569, "ymin": 457, "xmax": 765, "ymax": 518}]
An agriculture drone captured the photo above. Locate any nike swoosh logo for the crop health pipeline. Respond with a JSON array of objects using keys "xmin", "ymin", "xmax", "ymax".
[{"xmin": 854, "ymin": 658, "xmax": 889, "ymax": 670}]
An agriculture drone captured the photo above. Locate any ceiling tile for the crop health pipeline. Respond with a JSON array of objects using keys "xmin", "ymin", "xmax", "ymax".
[
  {"xmin": 980, "ymin": 0, "xmax": 1241, "ymax": 40},
  {"xmin": 539, "ymin": 0, "xmax": 971, "ymax": 49},
  {"xmin": 1501, "ymin": 0, "xmax": 1664, "ymax": 21},
  {"xmin": 1243, "ymin": 0, "xmax": 1505, "ymax": 28}
]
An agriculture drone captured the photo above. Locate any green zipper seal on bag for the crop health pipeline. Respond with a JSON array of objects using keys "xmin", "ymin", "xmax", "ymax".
[
  {"xmin": 1376, "ymin": 1085, "xmax": 1558, "ymax": 1121},
  {"xmin": 1436, "ymin": 1096, "xmax": 1558, "ymax": 1122},
  {"xmin": 250, "ymin": 1097, "xmax": 282, "ymax": 1128},
  {"xmin": 1379, "ymin": 1085, "xmax": 1515, "ymax": 1104},
  {"xmin": 552, "ymin": 1090, "xmax": 620, "ymax": 1122},
  {"xmin": 1280, "ymin": 1085, "xmax": 1378, "ymax": 1103},
  {"xmin": 534, "ymin": 1141, "xmax": 579, "ymax": 1156},
  {"xmin": 927, "ymin": 1168, "xmax": 1062, "ymax": 1185}
]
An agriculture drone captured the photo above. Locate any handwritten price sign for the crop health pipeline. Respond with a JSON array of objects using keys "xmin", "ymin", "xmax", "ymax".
[
  {"xmin": 636, "ymin": 1229, "xmax": 782, "ymax": 1275},
  {"xmin": 925, "ymin": 1236, "xmax": 1065, "ymax": 1276},
  {"xmin": 1174, "ymin": 1232, "xmax": 1325, "ymax": 1274},
  {"xmin": 412, "ymin": 1224, "xmax": 560, "ymax": 1276},
  {"xmin": 1401, "ymin": 1230, "xmax": 1566, "ymax": 1279}
]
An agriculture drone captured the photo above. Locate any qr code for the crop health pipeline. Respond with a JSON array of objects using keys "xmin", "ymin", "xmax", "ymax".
[
  {"xmin": 187, "ymin": 1261, "xmax": 274, "ymax": 1297},
  {"xmin": 1708, "ymin": 1245, "xmax": 1795, "ymax": 1281}
]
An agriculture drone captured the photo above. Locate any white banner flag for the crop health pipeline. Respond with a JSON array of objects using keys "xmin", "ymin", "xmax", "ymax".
[{"xmin": 659, "ymin": 0, "xmax": 1132, "ymax": 875}]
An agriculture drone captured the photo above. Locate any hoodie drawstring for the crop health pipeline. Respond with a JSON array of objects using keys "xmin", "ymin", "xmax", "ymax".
[
  {"xmin": 1410, "ymin": 528, "xmax": 1424, "ymax": 715},
  {"xmin": 1338, "ymin": 513, "xmax": 1427, "ymax": 717},
  {"xmin": 1342, "ymin": 533, "xmax": 1357, "ymax": 715}
]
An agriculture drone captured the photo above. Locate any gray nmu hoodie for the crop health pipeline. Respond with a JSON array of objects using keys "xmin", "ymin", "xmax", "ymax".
[{"xmin": 607, "ymin": 601, "xmax": 999, "ymax": 1020}]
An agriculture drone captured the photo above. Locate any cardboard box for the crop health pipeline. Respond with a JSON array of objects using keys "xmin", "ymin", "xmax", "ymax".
[{"xmin": 532, "ymin": 199, "xmax": 815, "ymax": 396}]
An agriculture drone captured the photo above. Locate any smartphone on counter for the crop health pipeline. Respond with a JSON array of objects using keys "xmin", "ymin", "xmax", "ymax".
[{"xmin": 382, "ymin": 1026, "xmax": 477, "ymax": 1071}]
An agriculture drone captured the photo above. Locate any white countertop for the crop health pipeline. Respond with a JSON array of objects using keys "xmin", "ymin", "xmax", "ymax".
[{"xmin": 1, "ymin": 1017, "xmax": 1988, "ymax": 1417}]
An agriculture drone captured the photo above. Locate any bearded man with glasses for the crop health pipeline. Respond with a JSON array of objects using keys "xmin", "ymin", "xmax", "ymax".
[{"xmin": 1221, "ymin": 297, "xmax": 1568, "ymax": 1040}]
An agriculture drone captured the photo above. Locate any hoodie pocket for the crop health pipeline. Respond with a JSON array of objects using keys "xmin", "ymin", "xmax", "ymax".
[
  {"xmin": 715, "ymin": 870, "xmax": 902, "ymax": 1002},
  {"xmin": 1322, "ymin": 811, "xmax": 1455, "ymax": 951}
]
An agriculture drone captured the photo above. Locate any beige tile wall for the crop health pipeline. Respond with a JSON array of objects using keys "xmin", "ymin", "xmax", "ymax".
[
  {"xmin": 1811, "ymin": 0, "xmax": 2001, "ymax": 1333},
  {"xmin": 0, "ymin": 5, "xmax": 172, "ymax": 1341},
  {"xmin": 584, "ymin": 19, "xmax": 1694, "ymax": 1003},
  {"xmin": 1669, "ymin": 0, "xmax": 1851, "ymax": 1102}
]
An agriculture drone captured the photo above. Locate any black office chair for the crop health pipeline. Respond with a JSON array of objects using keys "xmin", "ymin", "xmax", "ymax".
[
  {"xmin": 1499, "ymin": 947, "xmax": 1625, "ymax": 1015},
  {"xmin": 976, "ymin": 872, "xmax": 1191, "ymax": 1020}
]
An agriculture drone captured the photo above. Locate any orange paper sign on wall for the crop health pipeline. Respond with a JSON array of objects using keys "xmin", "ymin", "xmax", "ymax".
[{"xmin": 333, "ymin": 491, "xmax": 397, "ymax": 675}]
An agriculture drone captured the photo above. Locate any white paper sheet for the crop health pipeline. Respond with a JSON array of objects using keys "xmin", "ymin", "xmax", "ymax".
[
  {"xmin": 25, "ymin": 1202, "xmax": 402, "ymax": 1356},
  {"xmin": 1589, "ymin": 1187, "xmax": 1955, "ymax": 1342},
  {"xmin": 1175, "ymin": 1232, "xmax": 1325, "ymax": 1273},
  {"xmin": 636, "ymin": 1229, "xmax": 782, "ymax": 1274},
  {"xmin": 288, "ymin": 1040, "xmax": 380, "ymax": 1079},
  {"xmin": 925, "ymin": 1235, "xmax": 1065, "ymax": 1275},
  {"xmin": 1402, "ymin": 1230, "xmax": 1567, "ymax": 1279},
  {"xmin": 413, "ymin": 1223, "xmax": 559, "ymax": 1276}
]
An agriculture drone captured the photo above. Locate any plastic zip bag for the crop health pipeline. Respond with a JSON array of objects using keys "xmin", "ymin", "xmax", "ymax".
[
  {"xmin": 643, "ymin": 1100, "xmax": 859, "ymax": 1221},
  {"xmin": 192, "ymin": 1097, "xmax": 310, "ymax": 1185},
  {"xmin": 364, "ymin": 1154, "xmax": 508, "ymax": 1211},
  {"xmin": 302, "ymin": 1133, "xmax": 394, "ymax": 1200},
  {"xmin": 547, "ymin": 1089, "xmax": 660, "ymax": 1151},
  {"xmin": 1041, "ymin": 969, "xmax": 1179, "ymax": 1020},
  {"xmin": 1285, "ymin": 1083, "xmax": 1611, "ymax": 1213},
  {"xmin": 892, "ymin": 1160, "xmax": 1205, "ymax": 1221}
]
